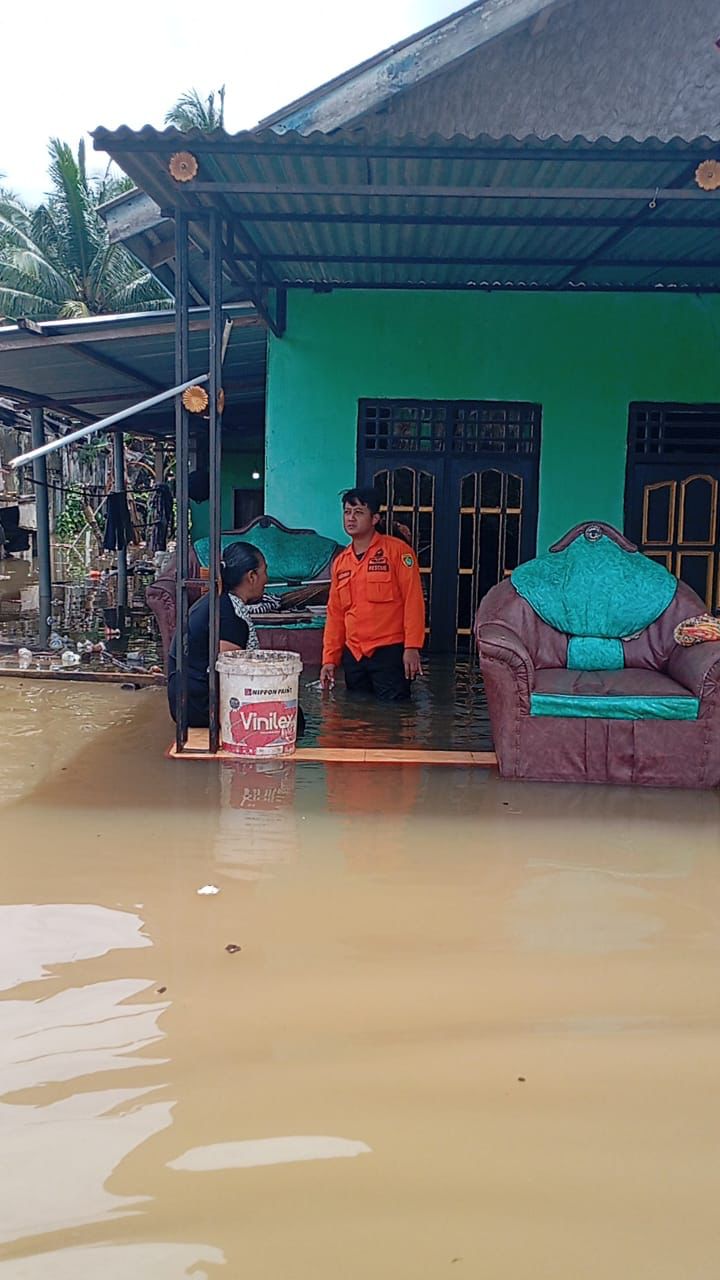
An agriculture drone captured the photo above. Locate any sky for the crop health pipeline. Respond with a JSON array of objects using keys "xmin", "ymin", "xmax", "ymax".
[{"xmin": 0, "ymin": 0, "xmax": 460, "ymax": 203}]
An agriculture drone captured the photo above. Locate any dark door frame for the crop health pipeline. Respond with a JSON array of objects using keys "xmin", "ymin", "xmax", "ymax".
[{"xmin": 358, "ymin": 397, "xmax": 541, "ymax": 651}]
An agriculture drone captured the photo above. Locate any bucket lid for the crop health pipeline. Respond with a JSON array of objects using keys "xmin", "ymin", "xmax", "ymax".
[{"xmin": 216, "ymin": 648, "xmax": 303, "ymax": 675}]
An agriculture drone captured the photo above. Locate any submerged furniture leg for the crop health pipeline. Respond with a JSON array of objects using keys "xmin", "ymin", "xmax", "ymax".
[
  {"xmin": 30, "ymin": 407, "xmax": 51, "ymax": 649},
  {"xmin": 112, "ymin": 430, "xmax": 128, "ymax": 609}
]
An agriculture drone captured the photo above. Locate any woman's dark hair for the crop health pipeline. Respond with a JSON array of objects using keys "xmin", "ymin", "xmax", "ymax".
[{"xmin": 220, "ymin": 541, "xmax": 264, "ymax": 590}]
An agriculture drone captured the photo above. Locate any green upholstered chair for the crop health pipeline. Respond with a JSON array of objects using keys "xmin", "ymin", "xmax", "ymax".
[{"xmin": 476, "ymin": 522, "xmax": 720, "ymax": 788}]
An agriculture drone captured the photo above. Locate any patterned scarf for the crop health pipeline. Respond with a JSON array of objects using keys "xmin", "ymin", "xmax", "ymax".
[{"xmin": 228, "ymin": 592, "xmax": 260, "ymax": 650}]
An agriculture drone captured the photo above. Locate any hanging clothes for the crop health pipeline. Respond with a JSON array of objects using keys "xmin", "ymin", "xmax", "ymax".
[
  {"xmin": 148, "ymin": 483, "xmax": 174, "ymax": 553},
  {"xmin": 103, "ymin": 491, "xmax": 135, "ymax": 551}
]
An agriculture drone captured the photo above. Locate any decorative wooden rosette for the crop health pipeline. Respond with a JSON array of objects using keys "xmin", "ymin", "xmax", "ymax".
[
  {"xmin": 695, "ymin": 160, "xmax": 720, "ymax": 192},
  {"xmin": 168, "ymin": 152, "xmax": 199, "ymax": 183},
  {"xmin": 182, "ymin": 385, "xmax": 209, "ymax": 414}
]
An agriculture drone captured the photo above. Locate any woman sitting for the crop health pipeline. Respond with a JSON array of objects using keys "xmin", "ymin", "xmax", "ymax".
[{"xmin": 168, "ymin": 541, "xmax": 304, "ymax": 734}]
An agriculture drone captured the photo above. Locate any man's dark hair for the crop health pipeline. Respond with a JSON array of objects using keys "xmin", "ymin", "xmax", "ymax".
[{"xmin": 341, "ymin": 486, "xmax": 382, "ymax": 514}]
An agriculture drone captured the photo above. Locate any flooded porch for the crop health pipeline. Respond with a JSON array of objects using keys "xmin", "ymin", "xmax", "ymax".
[{"xmin": 0, "ymin": 677, "xmax": 719, "ymax": 1278}]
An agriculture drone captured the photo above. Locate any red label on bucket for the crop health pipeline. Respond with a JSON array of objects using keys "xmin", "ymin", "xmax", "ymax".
[{"xmin": 227, "ymin": 699, "xmax": 298, "ymax": 755}]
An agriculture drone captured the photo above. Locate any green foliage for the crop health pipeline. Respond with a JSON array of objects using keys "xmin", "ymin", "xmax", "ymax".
[
  {"xmin": 55, "ymin": 487, "xmax": 86, "ymax": 540},
  {"xmin": 0, "ymin": 139, "xmax": 171, "ymax": 322},
  {"xmin": 165, "ymin": 87, "xmax": 226, "ymax": 132}
]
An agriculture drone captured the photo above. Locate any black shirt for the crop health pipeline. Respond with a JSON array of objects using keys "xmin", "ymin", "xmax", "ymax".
[{"xmin": 168, "ymin": 591, "xmax": 249, "ymax": 687}]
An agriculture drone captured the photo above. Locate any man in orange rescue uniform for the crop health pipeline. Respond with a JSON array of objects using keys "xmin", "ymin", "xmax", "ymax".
[{"xmin": 320, "ymin": 487, "xmax": 426, "ymax": 701}]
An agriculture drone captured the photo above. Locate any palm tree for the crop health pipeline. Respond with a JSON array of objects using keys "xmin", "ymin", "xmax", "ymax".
[
  {"xmin": 0, "ymin": 139, "xmax": 170, "ymax": 321},
  {"xmin": 165, "ymin": 87, "xmax": 226, "ymax": 132}
]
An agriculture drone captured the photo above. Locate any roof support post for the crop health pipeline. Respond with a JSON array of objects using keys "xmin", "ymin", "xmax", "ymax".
[
  {"xmin": 112, "ymin": 430, "xmax": 128, "ymax": 610},
  {"xmin": 174, "ymin": 209, "xmax": 191, "ymax": 753},
  {"xmin": 275, "ymin": 287, "xmax": 287, "ymax": 337},
  {"xmin": 30, "ymin": 407, "xmax": 51, "ymax": 650},
  {"xmin": 207, "ymin": 210, "xmax": 224, "ymax": 755}
]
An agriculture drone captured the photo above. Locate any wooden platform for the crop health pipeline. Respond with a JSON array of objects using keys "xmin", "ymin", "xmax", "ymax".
[
  {"xmin": 0, "ymin": 663, "xmax": 165, "ymax": 686},
  {"xmin": 168, "ymin": 728, "xmax": 496, "ymax": 767}
]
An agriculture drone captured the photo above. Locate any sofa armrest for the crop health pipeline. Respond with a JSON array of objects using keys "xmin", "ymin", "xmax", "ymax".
[
  {"xmin": 666, "ymin": 641, "xmax": 720, "ymax": 701},
  {"xmin": 146, "ymin": 580, "xmax": 177, "ymax": 669},
  {"xmin": 476, "ymin": 622, "xmax": 532, "ymax": 675},
  {"xmin": 477, "ymin": 622, "xmax": 536, "ymax": 695}
]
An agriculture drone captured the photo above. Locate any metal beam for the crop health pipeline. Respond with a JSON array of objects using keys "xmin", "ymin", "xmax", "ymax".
[
  {"xmin": 232, "ymin": 252, "xmax": 720, "ymax": 269},
  {"xmin": 0, "ymin": 313, "xmax": 241, "ymax": 354},
  {"xmin": 16, "ymin": 317, "xmax": 163, "ymax": 393},
  {"xmin": 208, "ymin": 211, "xmax": 223, "ymax": 754},
  {"xmin": 0, "ymin": 382, "xmax": 94, "ymax": 423},
  {"xmin": 227, "ymin": 209, "xmax": 720, "ymax": 230},
  {"xmin": 30, "ymin": 407, "xmax": 52, "ymax": 649},
  {"xmin": 10, "ymin": 375, "xmax": 208, "ymax": 469},
  {"xmin": 71, "ymin": 342, "xmax": 165, "ymax": 391},
  {"xmin": 188, "ymin": 182, "xmax": 719, "ymax": 202},
  {"xmin": 552, "ymin": 160, "xmax": 708, "ymax": 289},
  {"xmin": 175, "ymin": 210, "xmax": 191, "ymax": 753},
  {"xmin": 95, "ymin": 138, "xmax": 720, "ymax": 166},
  {"xmin": 289, "ymin": 280, "xmax": 720, "ymax": 292}
]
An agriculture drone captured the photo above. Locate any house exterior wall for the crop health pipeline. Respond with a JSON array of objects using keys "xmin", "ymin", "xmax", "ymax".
[
  {"xmin": 265, "ymin": 290, "xmax": 720, "ymax": 547},
  {"xmin": 356, "ymin": 0, "xmax": 720, "ymax": 142}
]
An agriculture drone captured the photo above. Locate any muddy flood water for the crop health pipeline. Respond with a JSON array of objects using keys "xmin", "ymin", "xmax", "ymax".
[{"xmin": 1, "ymin": 676, "xmax": 720, "ymax": 1279}]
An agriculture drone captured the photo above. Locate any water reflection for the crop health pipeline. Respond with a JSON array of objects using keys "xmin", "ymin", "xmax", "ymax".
[
  {"xmin": 0, "ymin": 906, "xmax": 169, "ymax": 1253},
  {"xmin": 0, "ymin": 904, "xmax": 150, "ymax": 990},
  {"xmin": 169, "ymin": 1135, "xmax": 371, "ymax": 1171},
  {"xmin": 215, "ymin": 761, "xmax": 300, "ymax": 880},
  {"xmin": 0, "ymin": 1242, "xmax": 226, "ymax": 1278},
  {"xmin": 302, "ymin": 656, "xmax": 492, "ymax": 752}
]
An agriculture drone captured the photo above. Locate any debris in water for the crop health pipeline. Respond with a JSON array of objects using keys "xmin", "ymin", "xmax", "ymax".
[
  {"xmin": 225, "ymin": 943, "xmax": 242, "ymax": 954},
  {"xmin": 197, "ymin": 884, "xmax": 220, "ymax": 895},
  {"xmin": 157, "ymin": 986, "xmax": 167, "ymax": 994},
  {"xmin": 517, "ymin": 1076, "xmax": 526, "ymax": 1083}
]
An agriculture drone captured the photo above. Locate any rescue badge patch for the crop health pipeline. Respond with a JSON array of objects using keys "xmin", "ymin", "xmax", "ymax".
[{"xmin": 403, "ymin": 554, "xmax": 414, "ymax": 567}]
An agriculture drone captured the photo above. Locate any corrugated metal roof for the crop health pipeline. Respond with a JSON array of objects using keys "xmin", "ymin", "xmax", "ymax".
[
  {"xmin": 92, "ymin": 129, "xmax": 720, "ymax": 294},
  {"xmin": 0, "ymin": 305, "xmax": 266, "ymax": 432}
]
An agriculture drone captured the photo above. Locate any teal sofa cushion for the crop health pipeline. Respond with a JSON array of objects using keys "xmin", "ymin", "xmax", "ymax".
[
  {"xmin": 531, "ymin": 693, "xmax": 699, "ymax": 720},
  {"xmin": 194, "ymin": 525, "xmax": 338, "ymax": 584},
  {"xmin": 531, "ymin": 667, "xmax": 699, "ymax": 721},
  {"xmin": 512, "ymin": 528, "xmax": 677, "ymax": 669}
]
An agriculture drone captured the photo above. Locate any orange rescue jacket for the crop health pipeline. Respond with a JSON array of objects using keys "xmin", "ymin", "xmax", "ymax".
[{"xmin": 322, "ymin": 533, "xmax": 426, "ymax": 664}]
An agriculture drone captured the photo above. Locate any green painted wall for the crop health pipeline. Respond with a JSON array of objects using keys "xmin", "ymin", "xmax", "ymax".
[
  {"xmin": 266, "ymin": 291, "xmax": 720, "ymax": 547},
  {"xmin": 191, "ymin": 441, "xmax": 264, "ymax": 543}
]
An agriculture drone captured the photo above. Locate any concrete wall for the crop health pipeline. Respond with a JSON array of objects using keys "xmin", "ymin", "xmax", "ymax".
[
  {"xmin": 266, "ymin": 290, "xmax": 720, "ymax": 547},
  {"xmin": 358, "ymin": 0, "xmax": 720, "ymax": 142}
]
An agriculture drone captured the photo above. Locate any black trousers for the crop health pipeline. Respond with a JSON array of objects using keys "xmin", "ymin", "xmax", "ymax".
[{"xmin": 342, "ymin": 643, "xmax": 411, "ymax": 701}]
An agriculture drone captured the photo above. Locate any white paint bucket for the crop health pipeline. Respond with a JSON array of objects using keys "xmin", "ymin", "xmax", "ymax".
[{"xmin": 215, "ymin": 649, "xmax": 303, "ymax": 757}]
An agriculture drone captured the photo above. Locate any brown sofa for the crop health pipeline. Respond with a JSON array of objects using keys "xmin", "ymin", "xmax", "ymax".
[
  {"xmin": 476, "ymin": 522, "xmax": 720, "ymax": 788},
  {"xmin": 146, "ymin": 516, "xmax": 339, "ymax": 668}
]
